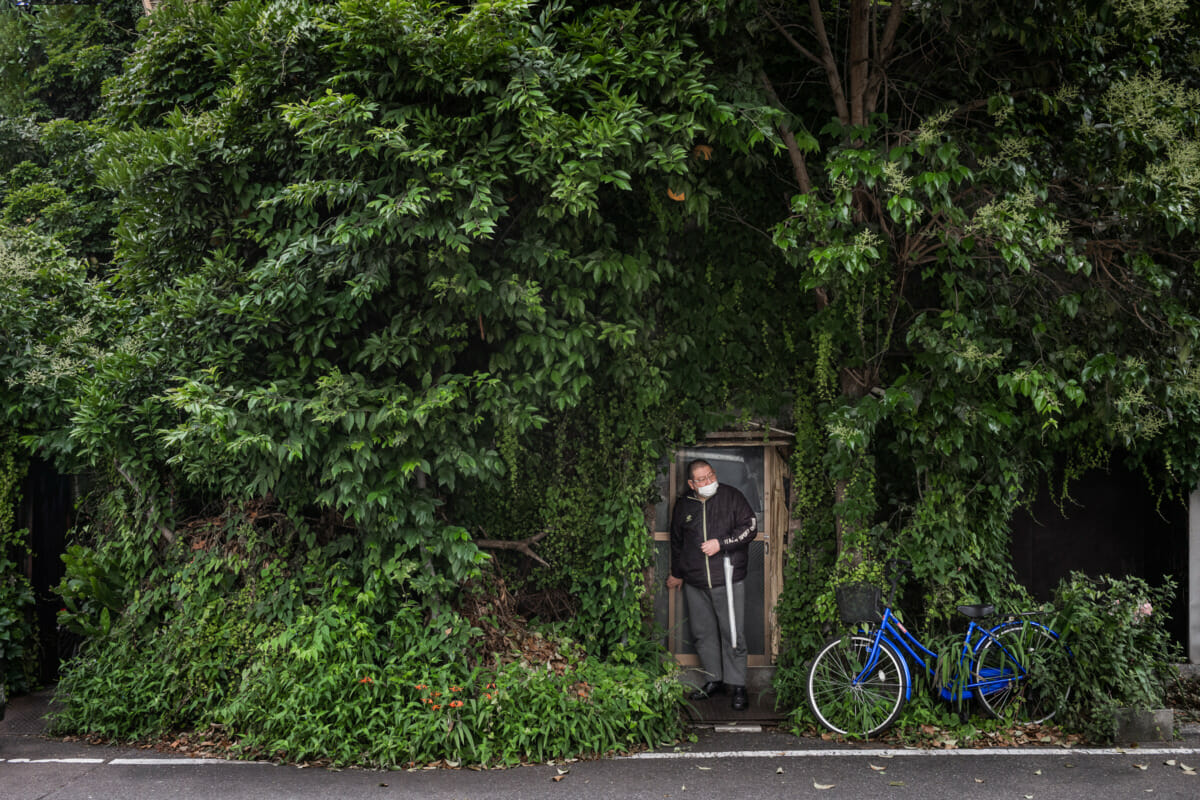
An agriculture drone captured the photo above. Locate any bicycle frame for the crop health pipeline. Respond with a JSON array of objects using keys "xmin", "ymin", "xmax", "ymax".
[{"xmin": 853, "ymin": 607, "xmax": 1048, "ymax": 703}]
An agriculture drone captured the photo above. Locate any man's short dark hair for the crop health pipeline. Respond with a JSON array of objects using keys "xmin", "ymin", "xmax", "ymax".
[{"xmin": 687, "ymin": 459, "xmax": 713, "ymax": 481}]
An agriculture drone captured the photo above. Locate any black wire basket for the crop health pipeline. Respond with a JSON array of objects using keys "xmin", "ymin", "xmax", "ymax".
[{"xmin": 835, "ymin": 583, "xmax": 883, "ymax": 624}]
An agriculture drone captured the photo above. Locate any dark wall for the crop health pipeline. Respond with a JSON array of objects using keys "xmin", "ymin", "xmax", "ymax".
[
  {"xmin": 1010, "ymin": 463, "xmax": 1189, "ymax": 648},
  {"xmin": 19, "ymin": 459, "xmax": 72, "ymax": 683}
]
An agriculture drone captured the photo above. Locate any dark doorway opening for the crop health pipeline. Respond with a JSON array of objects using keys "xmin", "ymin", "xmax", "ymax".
[
  {"xmin": 1010, "ymin": 461, "xmax": 1189, "ymax": 649},
  {"xmin": 19, "ymin": 458, "xmax": 73, "ymax": 684}
]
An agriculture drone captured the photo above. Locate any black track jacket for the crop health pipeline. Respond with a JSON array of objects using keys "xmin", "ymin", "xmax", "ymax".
[{"xmin": 669, "ymin": 483, "xmax": 756, "ymax": 590}]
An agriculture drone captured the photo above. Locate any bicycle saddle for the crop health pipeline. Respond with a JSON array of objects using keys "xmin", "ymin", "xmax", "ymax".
[{"xmin": 957, "ymin": 604, "xmax": 995, "ymax": 619}]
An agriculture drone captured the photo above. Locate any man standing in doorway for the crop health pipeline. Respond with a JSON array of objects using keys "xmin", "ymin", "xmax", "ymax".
[{"xmin": 666, "ymin": 459, "xmax": 755, "ymax": 711}]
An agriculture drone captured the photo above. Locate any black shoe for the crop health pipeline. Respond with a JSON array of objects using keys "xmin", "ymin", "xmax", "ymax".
[
  {"xmin": 688, "ymin": 680, "xmax": 725, "ymax": 700},
  {"xmin": 730, "ymin": 685, "xmax": 748, "ymax": 711}
]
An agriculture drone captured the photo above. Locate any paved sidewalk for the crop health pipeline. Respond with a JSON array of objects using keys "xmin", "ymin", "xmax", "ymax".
[
  {"xmin": 5, "ymin": 684, "xmax": 1199, "ymax": 757},
  {"xmin": 2, "ymin": 688, "xmax": 60, "ymax": 737}
]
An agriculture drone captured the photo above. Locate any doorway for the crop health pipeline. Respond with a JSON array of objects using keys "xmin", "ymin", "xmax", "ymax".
[{"xmin": 652, "ymin": 433, "xmax": 791, "ymax": 667}]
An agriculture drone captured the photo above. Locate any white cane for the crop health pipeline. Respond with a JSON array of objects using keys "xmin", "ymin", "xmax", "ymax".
[{"xmin": 723, "ymin": 555, "xmax": 737, "ymax": 649}]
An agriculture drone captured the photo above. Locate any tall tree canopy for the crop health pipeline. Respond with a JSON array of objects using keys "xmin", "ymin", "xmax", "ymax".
[
  {"xmin": 728, "ymin": 0, "xmax": 1200, "ymax": 615},
  {"xmin": 2, "ymin": 0, "xmax": 1199, "ymax": 750}
]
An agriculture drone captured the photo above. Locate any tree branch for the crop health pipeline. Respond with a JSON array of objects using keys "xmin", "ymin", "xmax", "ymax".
[
  {"xmin": 762, "ymin": 1, "xmax": 850, "ymax": 124},
  {"xmin": 759, "ymin": 70, "xmax": 812, "ymax": 194},
  {"xmin": 112, "ymin": 460, "xmax": 174, "ymax": 543},
  {"xmin": 759, "ymin": 2, "xmax": 824, "ymax": 69},
  {"xmin": 474, "ymin": 530, "xmax": 551, "ymax": 568},
  {"xmin": 866, "ymin": 0, "xmax": 907, "ymax": 116},
  {"xmin": 848, "ymin": 0, "xmax": 870, "ymax": 126},
  {"xmin": 807, "ymin": 0, "xmax": 851, "ymax": 124}
]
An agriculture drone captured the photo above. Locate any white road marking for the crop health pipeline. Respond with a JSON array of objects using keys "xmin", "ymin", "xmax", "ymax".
[
  {"xmin": 0, "ymin": 757, "xmax": 270, "ymax": 766},
  {"xmin": 5, "ymin": 747, "xmax": 1200, "ymax": 766},
  {"xmin": 628, "ymin": 746, "xmax": 1200, "ymax": 759},
  {"xmin": 108, "ymin": 758, "xmax": 267, "ymax": 765},
  {"xmin": 0, "ymin": 758, "xmax": 105, "ymax": 764}
]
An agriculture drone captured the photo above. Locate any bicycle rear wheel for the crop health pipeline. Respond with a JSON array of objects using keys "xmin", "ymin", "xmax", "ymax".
[
  {"xmin": 973, "ymin": 622, "xmax": 1064, "ymax": 723},
  {"xmin": 807, "ymin": 634, "xmax": 906, "ymax": 737}
]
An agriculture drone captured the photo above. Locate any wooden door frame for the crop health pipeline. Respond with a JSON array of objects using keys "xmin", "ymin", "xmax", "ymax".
[{"xmin": 654, "ymin": 433, "xmax": 791, "ymax": 666}]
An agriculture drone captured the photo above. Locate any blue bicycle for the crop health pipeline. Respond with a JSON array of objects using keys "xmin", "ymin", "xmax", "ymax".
[{"xmin": 806, "ymin": 564, "xmax": 1068, "ymax": 737}]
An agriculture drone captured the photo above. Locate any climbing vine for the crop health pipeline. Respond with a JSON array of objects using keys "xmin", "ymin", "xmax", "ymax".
[
  {"xmin": 0, "ymin": 429, "xmax": 35, "ymax": 695},
  {"xmin": 458, "ymin": 389, "xmax": 672, "ymax": 661}
]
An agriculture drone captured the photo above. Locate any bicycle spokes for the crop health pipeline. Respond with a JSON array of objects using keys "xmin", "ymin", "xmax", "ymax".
[
  {"xmin": 807, "ymin": 635, "xmax": 906, "ymax": 737},
  {"xmin": 973, "ymin": 623, "xmax": 1064, "ymax": 724}
]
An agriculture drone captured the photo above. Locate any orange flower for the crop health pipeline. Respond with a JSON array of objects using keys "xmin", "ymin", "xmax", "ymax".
[
  {"xmin": 415, "ymin": 684, "xmax": 427, "ymax": 690},
  {"xmin": 431, "ymin": 704, "xmax": 441, "ymax": 711},
  {"xmin": 449, "ymin": 700, "xmax": 463, "ymax": 708},
  {"xmin": 449, "ymin": 686, "xmax": 462, "ymax": 692},
  {"xmin": 432, "ymin": 691, "xmax": 442, "ymax": 697},
  {"xmin": 483, "ymin": 693, "xmax": 493, "ymax": 700}
]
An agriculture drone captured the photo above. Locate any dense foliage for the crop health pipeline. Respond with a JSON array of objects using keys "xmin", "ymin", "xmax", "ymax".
[
  {"xmin": 0, "ymin": 429, "xmax": 35, "ymax": 695},
  {"xmin": 2, "ymin": 0, "xmax": 1198, "ymax": 756},
  {"xmin": 1047, "ymin": 573, "xmax": 1183, "ymax": 742},
  {"xmin": 752, "ymin": 0, "xmax": 1200, "ymax": 659},
  {"xmin": 50, "ymin": 509, "xmax": 685, "ymax": 765}
]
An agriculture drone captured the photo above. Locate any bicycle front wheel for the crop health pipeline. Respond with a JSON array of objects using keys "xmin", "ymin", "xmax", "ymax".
[
  {"xmin": 807, "ymin": 634, "xmax": 906, "ymax": 737},
  {"xmin": 973, "ymin": 622, "xmax": 1065, "ymax": 723}
]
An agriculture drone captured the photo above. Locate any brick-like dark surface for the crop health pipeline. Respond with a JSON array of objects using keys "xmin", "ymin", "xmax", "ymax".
[{"xmin": 0, "ymin": 688, "xmax": 58, "ymax": 736}]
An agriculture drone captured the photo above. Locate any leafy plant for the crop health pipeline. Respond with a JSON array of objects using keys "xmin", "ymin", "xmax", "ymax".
[
  {"xmin": 49, "ymin": 500, "xmax": 687, "ymax": 765},
  {"xmin": 1044, "ymin": 572, "xmax": 1182, "ymax": 742},
  {"xmin": 0, "ymin": 431, "xmax": 35, "ymax": 696}
]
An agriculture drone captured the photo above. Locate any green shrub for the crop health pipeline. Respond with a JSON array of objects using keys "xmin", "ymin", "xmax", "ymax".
[
  {"xmin": 1045, "ymin": 572, "xmax": 1182, "ymax": 742},
  {"xmin": 50, "ymin": 534, "xmax": 687, "ymax": 766},
  {"xmin": 216, "ymin": 599, "xmax": 685, "ymax": 767}
]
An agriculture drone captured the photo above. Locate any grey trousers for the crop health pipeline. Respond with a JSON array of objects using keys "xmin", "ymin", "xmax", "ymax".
[{"xmin": 683, "ymin": 579, "xmax": 747, "ymax": 687}]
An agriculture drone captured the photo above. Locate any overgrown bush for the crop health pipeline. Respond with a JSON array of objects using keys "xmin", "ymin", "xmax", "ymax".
[
  {"xmin": 456, "ymin": 393, "xmax": 672, "ymax": 660},
  {"xmin": 49, "ymin": 511, "xmax": 686, "ymax": 766},
  {"xmin": 221, "ymin": 608, "xmax": 685, "ymax": 766},
  {"xmin": 1045, "ymin": 572, "xmax": 1182, "ymax": 742}
]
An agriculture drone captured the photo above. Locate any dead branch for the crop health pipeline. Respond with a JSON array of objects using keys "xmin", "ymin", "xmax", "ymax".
[
  {"xmin": 112, "ymin": 460, "xmax": 175, "ymax": 544},
  {"xmin": 474, "ymin": 530, "xmax": 551, "ymax": 568}
]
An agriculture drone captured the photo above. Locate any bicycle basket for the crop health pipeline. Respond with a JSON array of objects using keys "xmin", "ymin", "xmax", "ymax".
[{"xmin": 835, "ymin": 583, "xmax": 882, "ymax": 624}]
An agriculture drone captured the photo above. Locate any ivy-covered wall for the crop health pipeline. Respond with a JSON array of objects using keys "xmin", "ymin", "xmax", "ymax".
[
  {"xmin": 3, "ymin": 0, "xmax": 1200, "ymax": 754},
  {"xmin": 0, "ymin": 430, "xmax": 35, "ymax": 696}
]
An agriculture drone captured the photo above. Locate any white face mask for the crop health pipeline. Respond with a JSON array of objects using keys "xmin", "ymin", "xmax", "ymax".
[{"xmin": 697, "ymin": 481, "xmax": 718, "ymax": 498}]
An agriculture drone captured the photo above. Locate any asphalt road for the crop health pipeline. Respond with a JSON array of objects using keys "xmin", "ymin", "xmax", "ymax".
[{"xmin": 5, "ymin": 727, "xmax": 1200, "ymax": 800}]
